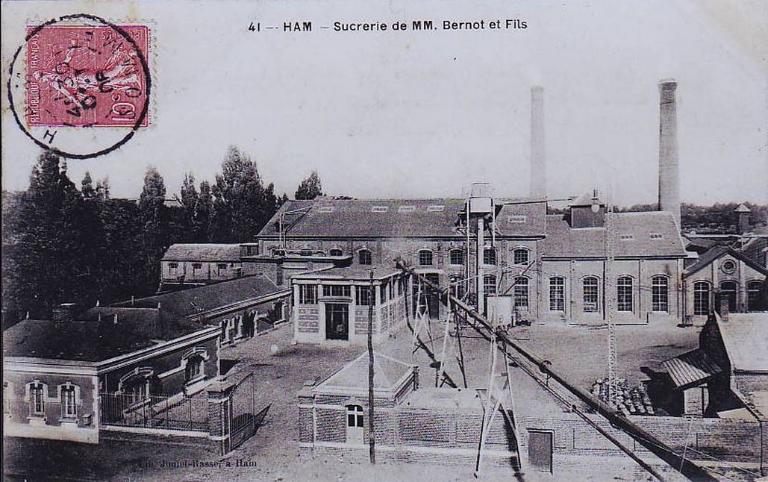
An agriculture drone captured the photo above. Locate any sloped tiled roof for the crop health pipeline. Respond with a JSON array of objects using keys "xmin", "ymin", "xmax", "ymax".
[
  {"xmin": 541, "ymin": 211, "xmax": 686, "ymax": 258},
  {"xmin": 112, "ymin": 275, "xmax": 284, "ymax": 320},
  {"xmin": 662, "ymin": 349, "xmax": 721, "ymax": 389},
  {"xmin": 259, "ymin": 199, "xmax": 465, "ymax": 238},
  {"xmin": 318, "ymin": 351, "xmax": 414, "ymax": 392},
  {"xmin": 718, "ymin": 313, "xmax": 768, "ymax": 373},
  {"xmin": 162, "ymin": 244, "xmax": 241, "ymax": 262},
  {"xmin": 684, "ymin": 245, "xmax": 768, "ymax": 277},
  {"xmin": 2, "ymin": 317, "xmax": 208, "ymax": 362}
]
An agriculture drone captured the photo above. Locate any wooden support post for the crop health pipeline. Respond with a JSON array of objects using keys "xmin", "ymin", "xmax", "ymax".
[{"xmin": 367, "ymin": 270, "xmax": 376, "ymax": 464}]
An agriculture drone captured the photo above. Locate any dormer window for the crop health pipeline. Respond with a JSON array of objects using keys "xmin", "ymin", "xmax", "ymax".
[
  {"xmin": 398, "ymin": 205, "xmax": 416, "ymax": 213},
  {"xmin": 507, "ymin": 215, "xmax": 527, "ymax": 224},
  {"xmin": 427, "ymin": 205, "xmax": 445, "ymax": 212},
  {"xmin": 317, "ymin": 206, "xmax": 334, "ymax": 213},
  {"xmin": 371, "ymin": 206, "xmax": 389, "ymax": 213},
  {"xmin": 619, "ymin": 234, "xmax": 634, "ymax": 241},
  {"xmin": 649, "ymin": 233, "xmax": 663, "ymax": 240}
]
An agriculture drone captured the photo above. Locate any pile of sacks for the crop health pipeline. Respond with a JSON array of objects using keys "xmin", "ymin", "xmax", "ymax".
[{"xmin": 591, "ymin": 378, "xmax": 655, "ymax": 416}]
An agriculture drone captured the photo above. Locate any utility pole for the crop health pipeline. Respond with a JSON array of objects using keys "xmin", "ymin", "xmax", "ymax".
[{"xmin": 367, "ymin": 270, "xmax": 376, "ymax": 464}]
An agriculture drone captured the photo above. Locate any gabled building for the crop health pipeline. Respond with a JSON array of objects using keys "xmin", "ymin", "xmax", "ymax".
[{"xmin": 682, "ymin": 245, "xmax": 768, "ymax": 323}]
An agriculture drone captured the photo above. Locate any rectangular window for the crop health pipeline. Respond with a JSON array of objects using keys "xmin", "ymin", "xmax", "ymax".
[
  {"xmin": 322, "ymin": 285, "xmax": 351, "ymax": 298},
  {"xmin": 694, "ymin": 282, "xmax": 710, "ymax": 315},
  {"xmin": 507, "ymin": 215, "xmax": 527, "ymax": 224},
  {"xmin": 427, "ymin": 205, "xmax": 445, "ymax": 212},
  {"xmin": 318, "ymin": 206, "xmax": 334, "ymax": 213},
  {"xmin": 484, "ymin": 275, "xmax": 497, "ymax": 296},
  {"xmin": 168, "ymin": 262, "xmax": 178, "ymax": 269},
  {"xmin": 371, "ymin": 206, "xmax": 389, "ymax": 213},
  {"xmin": 652, "ymin": 277, "xmax": 669, "ymax": 312},
  {"xmin": 192, "ymin": 263, "xmax": 202, "ymax": 270},
  {"xmin": 276, "ymin": 266, "xmax": 283, "ymax": 285},
  {"xmin": 513, "ymin": 249, "xmax": 529, "ymax": 265},
  {"xmin": 356, "ymin": 286, "xmax": 373, "ymax": 306},
  {"xmin": 514, "ymin": 278, "xmax": 529, "ymax": 309},
  {"xmin": 583, "ymin": 277, "xmax": 599, "ymax": 313},
  {"xmin": 30, "ymin": 385, "xmax": 45, "ymax": 415},
  {"xmin": 299, "ymin": 285, "xmax": 317, "ymax": 304},
  {"xmin": 398, "ymin": 205, "xmax": 416, "ymax": 213},
  {"xmin": 449, "ymin": 250, "xmax": 464, "ymax": 265},
  {"xmin": 61, "ymin": 387, "xmax": 77, "ymax": 418},
  {"xmin": 549, "ymin": 277, "xmax": 565, "ymax": 311},
  {"xmin": 617, "ymin": 277, "xmax": 633, "ymax": 312}
]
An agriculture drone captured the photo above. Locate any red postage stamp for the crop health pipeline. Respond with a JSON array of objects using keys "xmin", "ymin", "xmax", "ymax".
[{"xmin": 26, "ymin": 24, "xmax": 150, "ymax": 128}]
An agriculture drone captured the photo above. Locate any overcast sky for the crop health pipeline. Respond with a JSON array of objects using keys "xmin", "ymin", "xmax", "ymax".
[{"xmin": 2, "ymin": 0, "xmax": 767, "ymax": 206}]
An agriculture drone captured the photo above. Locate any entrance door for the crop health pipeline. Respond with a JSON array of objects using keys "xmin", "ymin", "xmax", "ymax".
[
  {"xmin": 413, "ymin": 274, "xmax": 441, "ymax": 319},
  {"xmin": 325, "ymin": 303, "xmax": 349, "ymax": 340},
  {"xmin": 528, "ymin": 430, "xmax": 553, "ymax": 473},
  {"xmin": 720, "ymin": 281, "xmax": 738, "ymax": 312}
]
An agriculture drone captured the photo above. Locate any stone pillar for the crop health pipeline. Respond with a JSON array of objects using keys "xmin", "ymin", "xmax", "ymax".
[{"xmin": 207, "ymin": 382, "xmax": 233, "ymax": 455}]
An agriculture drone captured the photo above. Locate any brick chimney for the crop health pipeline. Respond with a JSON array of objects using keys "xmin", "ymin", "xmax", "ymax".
[
  {"xmin": 530, "ymin": 86, "xmax": 546, "ymax": 199},
  {"xmin": 658, "ymin": 80, "xmax": 681, "ymax": 228}
]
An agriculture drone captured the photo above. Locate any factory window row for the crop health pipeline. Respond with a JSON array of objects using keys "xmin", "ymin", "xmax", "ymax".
[{"xmin": 543, "ymin": 275, "xmax": 674, "ymax": 314}]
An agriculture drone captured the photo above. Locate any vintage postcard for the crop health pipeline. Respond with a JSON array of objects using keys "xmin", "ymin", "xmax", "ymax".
[{"xmin": 2, "ymin": 1, "xmax": 767, "ymax": 481}]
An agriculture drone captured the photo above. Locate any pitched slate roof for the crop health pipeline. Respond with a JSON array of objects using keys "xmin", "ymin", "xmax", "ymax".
[
  {"xmin": 112, "ymin": 275, "xmax": 284, "ymax": 319},
  {"xmin": 662, "ymin": 349, "xmax": 722, "ymax": 390},
  {"xmin": 541, "ymin": 211, "xmax": 686, "ymax": 258},
  {"xmin": 2, "ymin": 316, "xmax": 209, "ymax": 362},
  {"xmin": 684, "ymin": 245, "xmax": 768, "ymax": 277},
  {"xmin": 317, "ymin": 351, "xmax": 414, "ymax": 392},
  {"xmin": 162, "ymin": 244, "xmax": 241, "ymax": 262},
  {"xmin": 717, "ymin": 313, "xmax": 768, "ymax": 373},
  {"xmin": 259, "ymin": 199, "xmax": 466, "ymax": 238}
]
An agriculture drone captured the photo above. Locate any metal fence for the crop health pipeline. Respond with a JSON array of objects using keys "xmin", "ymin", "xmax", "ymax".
[{"xmin": 99, "ymin": 392, "xmax": 208, "ymax": 432}]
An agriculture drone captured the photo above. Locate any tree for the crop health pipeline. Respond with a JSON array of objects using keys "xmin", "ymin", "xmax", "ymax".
[
  {"xmin": 295, "ymin": 170, "xmax": 323, "ymax": 200},
  {"xmin": 5, "ymin": 152, "xmax": 97, "ymax": 317},
  {"xmin": 197, "ymin": 180, "xmax": 214, "ymax": 242},
  {"xmin": 81, "ymin": 171, "xmax": 95, "ymax": 200},
  {"xmin": 179, "ymin": 172, "xmax": 199, "ymax": 235},
  {"xmin": 95, "ymin": 177, "xmax": 110, "ymax": 201},
  {"xmin": 138, "ymin": 166, "xmax": 168, "ymax": 290},
  {"xmin": 210, "ymin": 146, "xmax": 278, "ymax": 242}
]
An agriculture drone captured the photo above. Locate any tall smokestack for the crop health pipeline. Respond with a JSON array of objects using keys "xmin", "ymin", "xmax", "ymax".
[
  {"xmin": 658, "ymin": 80, "xmax": 680, "ymax": 228},
  {"xmin": 530, "ymin": 86, "xmax": 546, "ymax": 198}
]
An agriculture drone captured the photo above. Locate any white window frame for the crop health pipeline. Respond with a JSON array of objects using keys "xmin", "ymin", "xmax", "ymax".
[
  {"xmin": 549, "ymin": 277, "xmax": 565, "ymax": 312},
  {"xmin": 583, "ymin": 276, "xmax": 599, "ymax": 313},
  {"xmin": 693, "ymin": 281, "xmax": 711, "ymax": 316},
  {"xmin": 513, "ymin": 248, "xmax": 529, "ymax": 266},
  {"xmin": 59, "ymin": 383, "xmax": 79, "ymax": 420},
  {"xmin": 651, "ymin": 276, "xmax": 669, "ymax": 313},
  {"xmin": 617, "ymin": 276, "xmax": 633, "ymax": 312},
  {"xmin": 418, "ymin": 249, "xmax": 433, "ymax": 266},
  {"xmin": 26, "ymin": 381, "xmax": 48, "ymax": 418}
]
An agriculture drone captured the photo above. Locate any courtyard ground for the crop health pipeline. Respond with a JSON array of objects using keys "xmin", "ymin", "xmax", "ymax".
[{"xmin": 3, "ymin": 319, "xmax": 715, "ymax": 481}]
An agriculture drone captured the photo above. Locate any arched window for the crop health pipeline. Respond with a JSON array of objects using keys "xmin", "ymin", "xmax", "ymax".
[
  {"xmin": 693, "ymin": 282, "xmax": 710, "ymax": 315},
  {"xmin": 60, "ymin": 384, "xmax": 78, "ymax": 419},
  {"xmin": 418, "ymin": 249, "xmax": 433, "ymax": 266},
  {"xmin": 185, "ymin": 355, "xmax": 205, "ymax": 382},
  {"xmin": 484, "ymin": 274, "xmax": 497, "ymax": 296},
  {"xmin": 583, "ymin": 276, "xmax": 599, "ymax": 313},
  {"xmin": 617, "ymin": 276, "xmax": 633, "ymax": 312},
  {"xmin": 483, "ymin": 247, "xmax": 497, "ymax": 266},
  {"xmin": 120, "ymin": 369, "xmax": 153, "ymax": 406},
  {"xmin": 513, "ymin": 276, "xmax": 529, "ymax": 309},
  {"xmin": 651, "ymin": 276, "xmax": 669, "ymax": 312},
  {"xmin": 449, "ymin": 249, "xmax": 464, "ymax": 266},
  {"xmin": 346, "ymin": 405, "xmax": 364, "ymax": 428},
  {"xmin": 549, "ymin": 277, "xmax": 565, "ymax": 311},
  {"xmin": 748, "ymin": 280, "xmax": 763, "ymax": 311},
  {"xmin": 720, "ymin": 281, "xmax": 738, "ymax": 312},
  {"xmin": 358, "ymin": 249, "xmax": 372, "ymax": 265},
  {"xmin": 329, "ymin": 248, "xmax": 343, "ymax": 257},
  {"xmin": 28, "ymin": 381, "xmax": 46, "ymax": 416},
  {"xmin": 513, "ymin": 248, "xmax": 529, "ymax": 266}
]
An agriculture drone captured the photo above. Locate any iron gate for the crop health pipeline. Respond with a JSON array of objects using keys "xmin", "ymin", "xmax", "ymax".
[{"xmin": 226, "ymin": 372, "xmax": 270, "ymax": 451}]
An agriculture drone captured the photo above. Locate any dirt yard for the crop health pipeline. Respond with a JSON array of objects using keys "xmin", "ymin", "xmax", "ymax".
[{"xmin": 3, "ymin": 320, "xmax": 703, "ymax": 481}]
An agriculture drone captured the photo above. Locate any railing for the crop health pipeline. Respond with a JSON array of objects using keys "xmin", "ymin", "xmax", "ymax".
[{"xmin": 99, "ymin": 392, "xmax": 208, "ymax": 432}]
